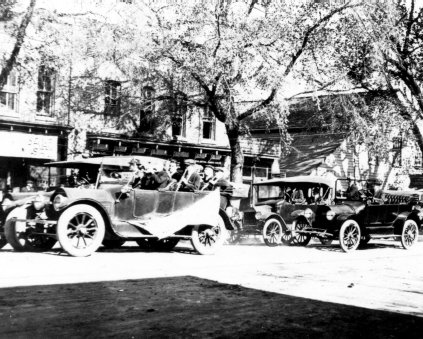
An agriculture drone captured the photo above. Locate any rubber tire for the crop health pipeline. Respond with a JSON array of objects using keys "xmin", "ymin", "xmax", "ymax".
[
  {"xmin": 102, "ymin": 239, "xmax": 126, "ymax": 249},
  {"xmin": 292, "ymin": 219, "xmax": 311, "ymax": 246},
  {"xmin": 339, "ymin": 220, "xmax": 361, "ymax": 253},
  {"xmin": 401, "ymin": 219, "xmax": 419, "ymax": 250},
  {"xmin": 57, "ymin": 205, "xmax": 105, "ymax": 257},
  {"xmin": 262, "ymin": 218, "xmax": 282, "ymax": 247},
  {"xmin": 4, "ymin": 206, "xmax": 32, "ymax": 251},
  {"xmin": 191, "ymin": 215, "xmax": 226, "ymax": 255}
]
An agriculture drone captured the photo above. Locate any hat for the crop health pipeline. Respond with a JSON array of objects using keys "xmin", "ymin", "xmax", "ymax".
[
  {"xmin": 204, "ymin": 165, "xmax": 215, "ymax": 171},
  {"xmin": 184, "ymin": 159, "xmax": 196, "ymax": 166},
  {"xmin": 214, "ymin": 167, "xmax": 225, "ymax": 172},
  {"xmin": 26, "ymin": 180, "xmax": 34, "ymax": 185},
  {"xmin": 129, "ymin": 158, "xmax": 141, "ymax": 166},
  {"xmin": 371, "ymin": 179, "xmax": 383, "ymax": 186}
]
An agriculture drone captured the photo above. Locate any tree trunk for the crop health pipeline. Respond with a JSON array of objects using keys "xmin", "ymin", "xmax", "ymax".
[
  {"xmin": 227, "ymin": 127, "xmax": 244, "ymax": 183},
  {"xmin": 0, "ymin": 0, "xmax": 36, "ymax": 88}
]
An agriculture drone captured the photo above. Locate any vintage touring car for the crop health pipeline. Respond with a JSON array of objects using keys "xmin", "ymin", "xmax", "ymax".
[
  {"xmin": 243, "ymin": 176, "xmax": 422, "ymax": 252},
  {"xmin": 3, "ymin": 156, "xmax": 232, "ymax": 257}
]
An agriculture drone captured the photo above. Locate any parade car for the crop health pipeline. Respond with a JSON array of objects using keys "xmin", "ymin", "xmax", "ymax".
[
  {"xmin": 3, "ymin": 156, "xmax": 232, "ymax": 257},
  {"xmin": 225, "ymin": 176, "xmax": 422, "ymax": 251},
  {"xmin": 281, "ymin": 177, "xmax": 422, "ymax": 252},
  {"xmin": 225, "ymin": 176, "xmax": 337, "ymax": 246}
]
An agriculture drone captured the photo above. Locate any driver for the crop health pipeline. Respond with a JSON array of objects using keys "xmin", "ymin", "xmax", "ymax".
[
  {"xmin": 345, "ymin": 179, "xmax": 360, "ymax": 200},
  {"xmin": 121, "ymin": 158, "xmax": 145, "ymax": 193},
  {"xmin": 292, "ymin": 187, "xmax": 306, "ymax": 204}
]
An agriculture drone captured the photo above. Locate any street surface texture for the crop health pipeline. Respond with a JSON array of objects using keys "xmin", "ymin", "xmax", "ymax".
[{"xmin": 1, "ymin": 238, "xmax": 423, "ymax": 338}]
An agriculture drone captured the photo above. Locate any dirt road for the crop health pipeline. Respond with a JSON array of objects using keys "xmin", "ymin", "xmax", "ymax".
[{"xmin": 1, "ymin": 239, "xmax": 423, "ymax": 338}]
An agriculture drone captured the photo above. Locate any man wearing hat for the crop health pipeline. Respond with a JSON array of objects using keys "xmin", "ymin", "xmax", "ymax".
[
  {"xmin": 211, "ymin": 167, "xmax": 232, "ymax": 208},
  {"xmin": 21, "ymin": 180, "xmax": 35, "ymax": 192},
  {"xmin": 145, "ymin": 161, "xmax": 171, "ymax": 190},
  {"xmin": 345, "ymin": 178, "xmax": 360, "ymax": 201},
  {"xmin": 127, "ymin": 158, "xmax": 145, "ymax": 189},
  {"xmin": 201, "ymin": 165, "xmax": 215, "ymax": 190},
  {"xmin": 179, "ymin": 159, "xmax": 202, "ymax": 191},
  {"xmin": 369, "ymin": 179, "xmax": 384, "ymax": 204}
]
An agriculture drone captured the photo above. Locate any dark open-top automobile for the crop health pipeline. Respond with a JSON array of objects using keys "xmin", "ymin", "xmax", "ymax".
[
  {"xmin": 3, "ymin": 156, "xmax": 232, "ymax": 257},
  {"xmin": 244, "ymin": 176, "xmax": 422, "ymax": 252}
]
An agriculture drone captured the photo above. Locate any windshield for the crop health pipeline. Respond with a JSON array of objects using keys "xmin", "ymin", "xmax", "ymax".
[{"xmin": 257, "ymin": 183, "xmax": 332, "ymax": 203}]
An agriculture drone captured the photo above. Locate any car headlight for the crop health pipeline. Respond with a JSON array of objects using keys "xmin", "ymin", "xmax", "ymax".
[
  {"xmin": 304, "ymin": 208, "xmax": 313, "ymax": 219},
  {"xmin": 53, "ymin": 194, "xmax": 67, "ymax": 211},
  {"xmin": 33, "ymin": 194, "xmax": 46, "ymax": 211},
  {"xmin": 255, "ymin": 212, "xmax": 262, "ymax": 220},
  {"xmin": 326, "ymin": 210, "xmax": 335, "ymax": 221}
]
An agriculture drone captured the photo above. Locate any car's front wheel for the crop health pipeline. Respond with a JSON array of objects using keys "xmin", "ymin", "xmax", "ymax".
[
  {"xmin": 4, "ymin": 206, "xmax": 56, "ymax": 252},
  {"xmin": 262, "ymin": 218, "xmax": 283, "ymax": 247},
  {"xmin": 191, "ymin": 216, "xmax": 226, "ymax": 255},
  {"xmin": 401, "ymin": 219, "xmax": 419, "ymax": 250},
  {"xmin": 339, "ymin": 220, "xmax": 361, "ymax": 253},
  {"xmin": 291, "ymin": 218, "xmax": 311, "ymax": 246},
  {"xmin": 57, "ymin": 205, "xmax": 105, "ymax": 257}
]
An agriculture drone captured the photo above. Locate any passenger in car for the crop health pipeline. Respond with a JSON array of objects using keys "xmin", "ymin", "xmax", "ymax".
[
  {"xmin": 145, "ymin": 161, "xmax": 171, "ymax": 190},
  {"xmin": 292, "ymin": 187, "xmax": 306, "ymax": 204},
  {"xmin": 345, "ymin": 179, "xmax": 360, "ymax": 200},
  {"xmin": 309, "ymin": 187, "xmax": 321, "ymax": 204},
  {"xmin": 179, "ymin": 159, "xmax": 203, "ymax": 191},
  {"xmin": 283, "ymin": 186, "xmax": 293, "ymax": 203}
]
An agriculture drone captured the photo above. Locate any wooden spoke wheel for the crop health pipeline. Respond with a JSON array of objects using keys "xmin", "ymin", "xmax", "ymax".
[
  {"xmin": 291, "ymin": 219, "xmax": 311, "ymax": 247},
  {"xmin": 339, "ymin": 220, "xmax": 361, "ymax": 253},
  {"xmin": 191, "ymin": 215, "xmax": 226, "ymax": 255},
  {"xmin": 4, "ymin": 207, "xmax": 56, "ymax": 252},
  {"xmin": 262, "ymin": 218, "xmax": 282, "ymax": 247},
  {"xmin": 401, "ymin": 220, "xmax": 418, "ymax": 250},
  {"xmin": 57, "ymin": 205, "xmax": 105, "ymax": 257}
]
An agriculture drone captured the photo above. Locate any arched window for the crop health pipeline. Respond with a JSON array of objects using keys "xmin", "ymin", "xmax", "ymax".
[{"xmin": 37, "ymin": 66, "xmax": 55, "ymax": 116}]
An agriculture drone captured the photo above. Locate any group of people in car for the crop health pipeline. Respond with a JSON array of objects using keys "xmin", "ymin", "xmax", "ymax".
[
  {"xmin": 122, "ymin": 158, "xmax": 231, "ymax": 196},
  {"xmin": 282, "ymin": 186, "xmax": 327, "ymax": 205}
]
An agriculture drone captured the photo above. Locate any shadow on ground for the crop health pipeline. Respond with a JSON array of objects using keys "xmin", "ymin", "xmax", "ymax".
[{"xmin": 0, "ymin": 276, "xmax": 422, "ymax": 339}]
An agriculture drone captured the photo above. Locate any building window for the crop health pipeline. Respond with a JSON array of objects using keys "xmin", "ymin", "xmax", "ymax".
[
  {"xmin": 202, "ymin": 107, "xmax": 215, "ymax": 140},
  {"xmin": 392, "ymin": 137, "xmax": 402, "ymax": 150},
  {"xmin": 139, "ymin": 86, "xmax": 155, "ymax": 133},
  {"xmin": 415, "ymin": 150, "xmax": 422, "ymax": 168},
  {"xmin": 104, "ymin": 80, "xmax": 121, "ymax": 116},
  {"xmin": 0, "ymin": 70, "xmax": 17, "ymax": 112},
  {"xmin": 37, "ymin": 66, "xmax": 55, "ymax": 116},
  {"xmin": 172, "ymin": 94, "xmax": 186, "ymax": 137}
]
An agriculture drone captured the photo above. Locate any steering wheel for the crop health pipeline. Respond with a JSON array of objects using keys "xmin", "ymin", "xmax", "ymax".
[{"xmin": 78, "ymin": 177, "xmax": 90, "ymax": 185}]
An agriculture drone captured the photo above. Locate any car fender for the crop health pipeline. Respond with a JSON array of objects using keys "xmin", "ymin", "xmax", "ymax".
[
  {"xmin": 219, "ymin": 208, "xmax": 235, "ymax": 231},
  {"xmin": 291, "ymin": 209, "xmax": 314, "ymax": 218},
  {"xmin": 262, "ymin": 213, "xmax": 288, "ymax": 230},
  {"xmin": 393, "ymin": 211, "xmax": 421, "ymax": 235}
]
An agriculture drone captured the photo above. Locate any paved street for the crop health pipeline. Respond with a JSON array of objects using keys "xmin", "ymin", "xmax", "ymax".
[{"xmin": 1, "ymin": 238, "xmax": 423, "ymax": 317}]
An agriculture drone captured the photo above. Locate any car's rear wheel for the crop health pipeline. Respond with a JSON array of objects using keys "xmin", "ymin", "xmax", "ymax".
[
  {"xmin": 191, "ymin": 216, "xmax": 226, "ymax": 255},
  {"xmin": 262, "ymin": 218, "xmax": 282, "ymax": 247},
  {"xmin": 102, "ymin": 239, "xmax": 126, "ymax": 249},
  {"xmin": 291, "ymin": 219, "xmax": 311, "ymax": 246},
  {"xmin": 57, "ymin": 205, "xmax": 105, "ymax": 257},
  {"xmin": 401, "ymin": 219, "xmax": 418, "ymax": 250},
  {"xmin": 339, "ymin": 220, "xmax": 361, "ymax": 253},
  {"xmin": 4, "ymin": 206, "xmax": 57, "ymax": 252}
]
